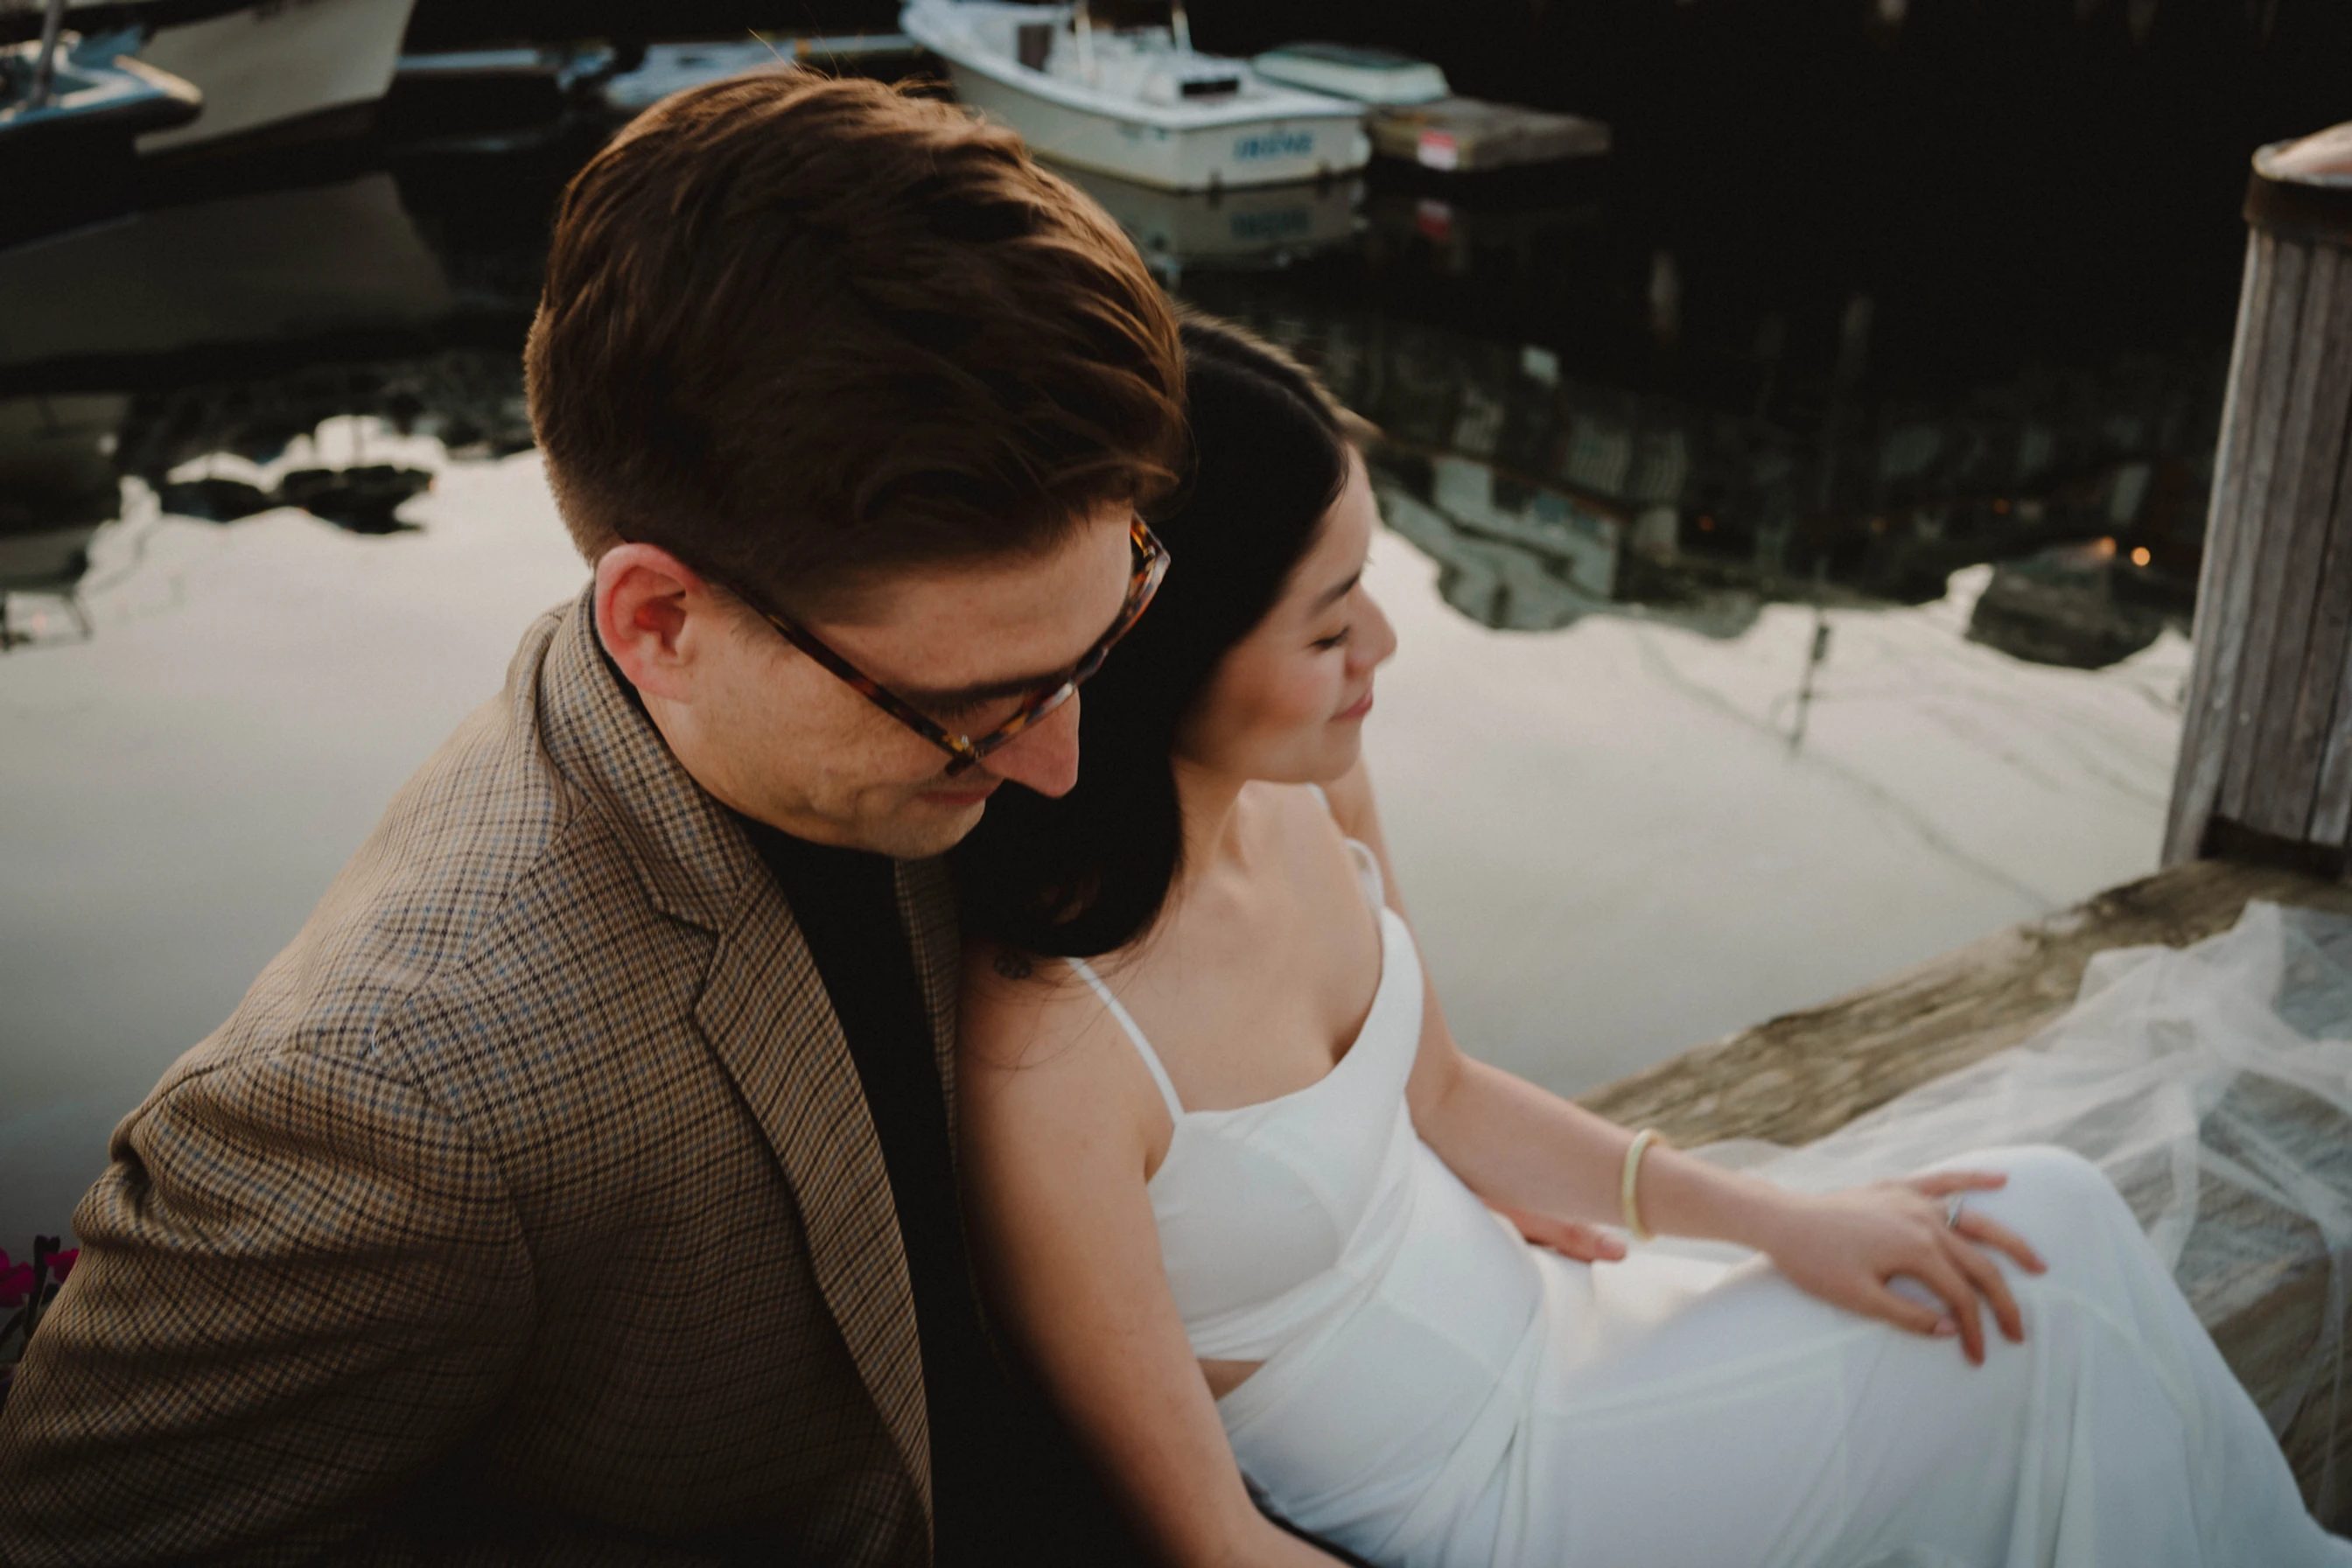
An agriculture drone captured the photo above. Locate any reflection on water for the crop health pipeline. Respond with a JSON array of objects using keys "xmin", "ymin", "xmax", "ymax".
[
  {"xmin": 0, "ymin": 152, "xmax": 553, "ymax": 639},
  {"xmin": 0, "ymin": 122, "xmax": 2230, "ymax": 671},
  {"xmin": 0, "ymin": 59, "xmax": 2249, "ymax": 1243},
  {"xmin": 164, "ymin": 465, "xmax": 436, "ymax": 535},
  {"xmin": 1180, "ymin": 256, "xmax": 2220, "ymax": 666},
  {"xmin": 1368, "ymin": 458, "xmax": 1771, "ymax": 642},
  {"xmin": 0, "ymin": 396, "xmax": 116, "ymax": 650},
  {"xmin": 0, "ymin": 176, "xmax": 454, "ymax": 369}
]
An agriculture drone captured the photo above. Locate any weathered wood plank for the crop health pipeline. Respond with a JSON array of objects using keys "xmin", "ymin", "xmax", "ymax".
[
  {"xmin": 2309, "ymin": 398, "xmax": 2352, "ymax": 847},
  {"xmin": 1578, "ymin": 858, "xmax": 2352, "ymax": 1523},
  {"xmin": 2193, "ymin": 1207, "xmax": 2351, "ymax": 1522},
  {"xmin": 2218, "ymin": 237, "xmax": 2314, "ymax": 824},
  {"xmin": 2276, "ymin": 258, "xmax": 2352, "ymax": 846},
  {"xmin": 2167, "ymin": 232, "xmax": 2282, "ymax": 864},
  {"xmin": 2248, "ymin": 246, "xmax": 2352, "ymax": 838},
  {"xmin": 1578, "ymin": 858, "xmax": 2352, "ymax": 1147},
  {"xmin": 2170, "ymin": 1074, "xmax": 2352, "ymax": 1511}
]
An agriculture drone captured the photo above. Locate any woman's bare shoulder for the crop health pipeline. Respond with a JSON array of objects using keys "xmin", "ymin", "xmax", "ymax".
[
  {"xmin": 957, "ymin": 940, "xmax": 1168, "ymax": 1179},
  {"xmin": 959, "ymin": 941, "xmax": 1117, "ymax": 1077}
]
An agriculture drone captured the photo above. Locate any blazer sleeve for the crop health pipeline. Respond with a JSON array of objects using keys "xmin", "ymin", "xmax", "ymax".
[{"xmin": 0, "ymin": 1049, "xmax": 536, "ymax": 1566}]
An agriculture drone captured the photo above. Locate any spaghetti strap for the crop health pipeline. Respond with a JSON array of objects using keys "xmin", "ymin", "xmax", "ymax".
[{"xmin": 1066, "ymin": 957, "xmax": 1186, "ymax": 1123}]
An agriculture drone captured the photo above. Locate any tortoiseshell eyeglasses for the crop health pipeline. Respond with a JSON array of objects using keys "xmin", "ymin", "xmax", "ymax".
[{"xmin": 741, "ymin": 518, "xmax": 1169, "ymax": 776}]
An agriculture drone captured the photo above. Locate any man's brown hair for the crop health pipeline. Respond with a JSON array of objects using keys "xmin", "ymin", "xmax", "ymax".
[{"xmin": 526, "ymin": 73, "xmax": 1185, "ymax": 614}]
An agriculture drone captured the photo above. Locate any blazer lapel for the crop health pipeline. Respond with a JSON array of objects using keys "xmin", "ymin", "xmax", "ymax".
[
  {"xmin": 695, "ymin": 903, "xmax": 930, "ymax": 1517},
  {"xmin": 894, "ymin": 857, "xmax": 962, "ymax": 1153},
  {"xmin": 528, "ymin": 591, "xmax": 930, "ymax": 1519},
  {"xmin": 895, "ymin": 855, "xmax": 1026, "ymax": 1373}
]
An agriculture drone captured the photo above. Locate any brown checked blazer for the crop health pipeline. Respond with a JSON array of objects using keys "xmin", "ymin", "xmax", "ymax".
[{"xmin": 0, "ymin": 590, "xmax": 956, "ymax": 1565}]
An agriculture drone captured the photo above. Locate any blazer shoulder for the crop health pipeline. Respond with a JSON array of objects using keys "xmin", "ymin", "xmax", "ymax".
[{"xmin": 185, "ymin": 655, "xmax": 690, "ymax": 1088}]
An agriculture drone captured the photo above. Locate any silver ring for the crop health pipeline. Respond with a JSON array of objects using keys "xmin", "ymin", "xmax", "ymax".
[{"xmin": 1944, "ymin": 1194, "xmax": 1966, "ymax": 1230}]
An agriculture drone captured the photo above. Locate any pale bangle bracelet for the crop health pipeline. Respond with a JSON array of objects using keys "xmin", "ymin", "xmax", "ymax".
[{"xmin": 1620, "ymin": 1128, "xmax": 1666, "ymax": 1242}]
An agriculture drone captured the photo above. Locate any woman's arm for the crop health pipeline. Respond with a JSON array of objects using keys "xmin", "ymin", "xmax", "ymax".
[
  {"xmin": 1318, "ymin": 761, "xmax": 2048, "ymax": 1366},
  {"xmin": 957, "ymin": 950, "xmax": 1342, "ymax": 1568}
]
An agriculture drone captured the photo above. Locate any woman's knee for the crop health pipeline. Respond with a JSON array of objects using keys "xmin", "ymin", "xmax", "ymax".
[
  {"xmin": 1927, "ymin": 1142, "xmax": 2106, "ymax": 1194},
  {"xmin": 1950, "ymin": 1144, "xmax": 2147, "ymax": 1270},
  {"xmin": 1985, "ymin": 1143, "xmax": 2111, "ymax": 1193}
]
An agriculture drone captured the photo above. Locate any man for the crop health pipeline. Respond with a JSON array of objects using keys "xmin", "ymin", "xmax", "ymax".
[{"xmin": 0, "ymin": 74, "xmax": 1184, "ymax": 1564}]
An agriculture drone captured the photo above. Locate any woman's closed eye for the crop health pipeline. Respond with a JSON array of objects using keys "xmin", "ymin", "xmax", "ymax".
[{"xmin": 1312, "ymin": 626, "xmax": 1352, "ymax": 652}]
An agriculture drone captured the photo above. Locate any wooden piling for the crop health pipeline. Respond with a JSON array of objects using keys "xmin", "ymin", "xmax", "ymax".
[{"xmin": 2165, "ymin": 124, "xmax": 2352, "ymax": 870}]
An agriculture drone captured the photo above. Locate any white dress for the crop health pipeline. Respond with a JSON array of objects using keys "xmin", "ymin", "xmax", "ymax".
[{"xmin": 1064, "ymin": 834, "xmax": 2352, "ymax": 1568}]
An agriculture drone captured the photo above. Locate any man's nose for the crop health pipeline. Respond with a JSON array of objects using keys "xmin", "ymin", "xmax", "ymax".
[{"xmin": 980, "ymin": 692, "xmax": 1082, "ymax": 798}]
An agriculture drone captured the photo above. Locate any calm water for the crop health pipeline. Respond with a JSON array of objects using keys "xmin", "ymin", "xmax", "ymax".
[{"xmin": 0, "ymin": 37, "xmax": 2275, "ymax": 1245}]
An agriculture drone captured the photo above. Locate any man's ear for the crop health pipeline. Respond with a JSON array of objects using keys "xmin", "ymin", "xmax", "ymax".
[{"xmin": 595, "ymin": 543, "xmax": 711, "ymax": 704}]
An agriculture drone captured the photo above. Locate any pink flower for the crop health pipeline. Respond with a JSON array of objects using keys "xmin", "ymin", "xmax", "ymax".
[
  {"xmin": 0, "ymin": 1255, "xmax": 29, "ymax": 1310},
  {"xmin": 49, "ymin": 1249, "xmax": 77, "ymax": 1281}
]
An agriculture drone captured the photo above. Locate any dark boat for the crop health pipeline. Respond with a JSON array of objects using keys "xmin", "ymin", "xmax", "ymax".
[
  {"xmin": 0, "ymin": 0, "xmax": 417, "ymax": 164},
  {"xmin": 1, "ymin": 9, "xmax": 200, "ymax": 251},
  {"xmin": 1966, "ymin": 539, "xmax": 2172, "ymax": 671}
]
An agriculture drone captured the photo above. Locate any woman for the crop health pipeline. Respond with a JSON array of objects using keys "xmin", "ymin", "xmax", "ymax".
[{"xmin": 948, "ymin": 316, "xmax": 2348, "ymax": 1567}]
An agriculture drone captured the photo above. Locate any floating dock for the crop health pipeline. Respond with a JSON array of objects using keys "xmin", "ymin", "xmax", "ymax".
[{"xmin": 1368, "ymin": 97, "xmax": 1608, "ymax": 173}]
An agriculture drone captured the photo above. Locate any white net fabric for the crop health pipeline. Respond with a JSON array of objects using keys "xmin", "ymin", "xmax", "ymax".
[{"xmin": 1681, "ymin": 900, "xmax": 2352, "ymax": 1518}]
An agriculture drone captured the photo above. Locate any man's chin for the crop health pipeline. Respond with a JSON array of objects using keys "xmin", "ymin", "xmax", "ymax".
[{"xmin": 878, "ymin": 790, "xmax": 994, "ymax": 858}]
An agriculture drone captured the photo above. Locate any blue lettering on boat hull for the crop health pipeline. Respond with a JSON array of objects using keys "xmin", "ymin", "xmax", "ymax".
[{"xmin": 1233, "ymin": 130, "xmax": 1314, "ymax": 162}]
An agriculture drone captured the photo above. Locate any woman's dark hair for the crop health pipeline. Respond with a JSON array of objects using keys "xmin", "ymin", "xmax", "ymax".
[{"xmin": 952, "ymin": 312, "xmax": 1352, "ymax": 957}]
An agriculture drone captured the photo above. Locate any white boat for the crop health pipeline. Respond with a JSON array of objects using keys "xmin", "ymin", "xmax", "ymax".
[
  {"xmin": 598, "ymin": 34, "xmax": 918, "ymax": 116},
  {"xmin": 3, "ymin": 0, "xmax": 415, "ymax": 154},
  {"xmin": 597, "ymin": 40, "xmax": 802, "ymax": 116},
  {"xmin": 1250, "ymin": 41, "xmax": 1447, "ymax": 106},
  {"xmin": 900, "ymin": 0, "xmax": 1368, "ymax": 192}
]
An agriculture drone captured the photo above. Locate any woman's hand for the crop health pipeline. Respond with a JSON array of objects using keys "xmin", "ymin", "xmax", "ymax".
[
  {"xmin": 1753, "ymin": 1172, "xmax": 2048, "ymax": 1365},
  {"xmin": 1494, "ymin": 1201, "xmax": 1628, "ymax": 1264}
]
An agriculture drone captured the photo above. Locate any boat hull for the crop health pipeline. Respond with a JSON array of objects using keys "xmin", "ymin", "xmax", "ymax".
[
  {"xmin": 1056, "ymin": 164, "xmax": 1360, "ymax": 271},
  {"xmin": 136, "ymin": 0, "xmax": 416, "ymax": 153},
  {"xmin": 940, "ymin": 58, "xmax": 1364, "ymax": 192},
  {"xmin": 0, "ymin": 43, "xmax": 200, "ymax": 249}
]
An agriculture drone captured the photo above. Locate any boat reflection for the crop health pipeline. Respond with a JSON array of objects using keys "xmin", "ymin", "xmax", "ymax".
[
  {"xmin": 0, "ymin": 162, "xmax": 548, "ymax": 647},
  {"xmin": 0, "ymin": 172, "xmax": 453, "ymax": 371},
  {"xmin": 1371, "ymin": 446, "xmax": 1761, "ymax": 640},
  {"xmin": 0, "ymin": 393, "xmax": 121, "ymax": 648},
  {"xmin": 0, "ymin": 528, "xmax": 94, "ymax": 648},
  {"xmin": 0, "ymin": 366, "xmax": 514, "ymax": 645}
]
